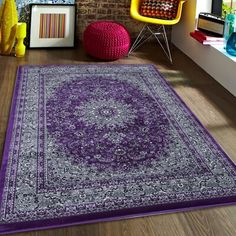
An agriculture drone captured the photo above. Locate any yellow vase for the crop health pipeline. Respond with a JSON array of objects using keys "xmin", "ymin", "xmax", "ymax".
[
  {"xmin": 15, "ymin": 22, "xmax": 26, "ymax": 57},
  {"xmin": 0, "ymin": 0, "xmax": 18, "ymax": 55}
]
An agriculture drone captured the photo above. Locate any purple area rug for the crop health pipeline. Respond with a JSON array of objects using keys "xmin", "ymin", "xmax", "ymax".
[{"xmin": 0, "ymin": 64, "xmax": 236, "ymax": 234}]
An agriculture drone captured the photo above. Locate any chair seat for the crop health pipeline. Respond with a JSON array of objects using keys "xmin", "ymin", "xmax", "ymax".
[
  {"xmin": 83, "ymin": 21, "xmax": 131, "ymax": 60},
  {"xmin": 130, "ymin": 0, "xmax": 185, "ymax": 25},
  {"xmin": 140, "ymin": 0, "xmax": 179, "ymax": 20}
]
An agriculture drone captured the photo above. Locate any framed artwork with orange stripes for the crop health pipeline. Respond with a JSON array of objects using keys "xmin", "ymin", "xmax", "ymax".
[{"xmin": 29, "ymin": 4, "xmax": 76, "ymax": 48}]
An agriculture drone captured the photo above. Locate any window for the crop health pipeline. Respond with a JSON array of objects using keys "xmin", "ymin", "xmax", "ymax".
[
  {"xmin": 212, "ymin": 0, "xmax": 223, "ymax": 16},
  {"xmin": 212, "ymin": 0, "xmax": 236, "ymax": 17}
]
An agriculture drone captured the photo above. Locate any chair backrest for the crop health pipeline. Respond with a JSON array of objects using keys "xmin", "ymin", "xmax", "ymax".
[{"xmin": 130, "ymin": 0, "xmax": 185, "ymax": 25}]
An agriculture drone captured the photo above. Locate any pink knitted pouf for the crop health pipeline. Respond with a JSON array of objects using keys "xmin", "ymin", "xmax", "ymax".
[{"xmin": 83, "ymin": 21, "xmax": 131, "ymax": 60}]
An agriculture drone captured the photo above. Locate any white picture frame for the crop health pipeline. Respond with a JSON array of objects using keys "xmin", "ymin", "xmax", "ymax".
[{"xmin": 29, "ymin": 4, "xmax": 76, "ymax": 48}]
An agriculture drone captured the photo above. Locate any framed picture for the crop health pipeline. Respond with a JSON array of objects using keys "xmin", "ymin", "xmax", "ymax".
[{"xmin": 29, "ymin": 4, "xmax": 76, "ymax": 48}]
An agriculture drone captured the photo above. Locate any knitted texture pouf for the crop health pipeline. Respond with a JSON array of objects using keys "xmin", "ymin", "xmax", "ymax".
[{"xmin": 83, "ymin": 21, "xmax": 131, "ymax": 60}]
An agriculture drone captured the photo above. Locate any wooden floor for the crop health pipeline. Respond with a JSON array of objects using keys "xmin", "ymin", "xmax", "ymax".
[{"xmin": 0, "ymin": 44, "xmax": 236, "ymax": 236}]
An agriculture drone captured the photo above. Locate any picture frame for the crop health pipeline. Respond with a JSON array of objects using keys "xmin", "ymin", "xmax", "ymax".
[{"xmin": 29, "ymin": 4, "xmax": 76, "ymax": 48}]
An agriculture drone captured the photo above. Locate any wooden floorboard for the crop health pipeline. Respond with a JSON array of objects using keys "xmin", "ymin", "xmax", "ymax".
[{"xmin": 0, "ymin": 44, "xmax": 236, "ymax": 236}]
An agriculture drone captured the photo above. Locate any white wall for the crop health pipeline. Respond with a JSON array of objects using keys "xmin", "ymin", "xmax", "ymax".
[{"xmin": 172, "ymin": 0, "xmax": 236, "ymax": 97}]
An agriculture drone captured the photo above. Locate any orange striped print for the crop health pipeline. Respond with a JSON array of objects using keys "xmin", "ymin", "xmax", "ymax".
[{"xmin": 39, "ymin": 14, "xmax": 66, "ymax": 38}]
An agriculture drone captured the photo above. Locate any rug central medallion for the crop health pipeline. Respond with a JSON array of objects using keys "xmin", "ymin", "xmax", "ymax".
[
  {"xmin": 46, "ymin": 77, "xmax": 169, "ymax": 170},
  {"xmin": 75, "ymin": 98, "xmax": 137, "ymax": 128}
]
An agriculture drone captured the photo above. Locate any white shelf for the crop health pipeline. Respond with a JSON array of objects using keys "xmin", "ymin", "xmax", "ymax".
[
  {"xmin": 211, "ymin": 45, "xmax": 236, "ymax": 63},
  {"xmin": 171, "ymin": 0, "xmax": 236, "ymax": 97}
]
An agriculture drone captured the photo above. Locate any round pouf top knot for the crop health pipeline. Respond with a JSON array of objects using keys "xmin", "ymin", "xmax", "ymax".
[{"xmin": 83, "ymin": 21, "xmax": 131, "ymax": 60}]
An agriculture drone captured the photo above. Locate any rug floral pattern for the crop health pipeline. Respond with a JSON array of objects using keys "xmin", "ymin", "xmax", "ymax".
[{"xmin": 0, "ymin": 65, "xmax": 235, "ymax": 230}]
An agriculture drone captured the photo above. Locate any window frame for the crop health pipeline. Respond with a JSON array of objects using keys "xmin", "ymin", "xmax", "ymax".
[{"xmin": 212, "ymin": 0, "xmax": 223, "ymax": 16}]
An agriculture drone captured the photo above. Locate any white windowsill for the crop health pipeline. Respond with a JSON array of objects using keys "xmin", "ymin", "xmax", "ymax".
[
  {"xmin": 211, "ymin": 45, "xmax": 236, "ymax": 63},
  {"xmin": 171, "ymin": 0, "xmax": 236, "ymax": 97}
]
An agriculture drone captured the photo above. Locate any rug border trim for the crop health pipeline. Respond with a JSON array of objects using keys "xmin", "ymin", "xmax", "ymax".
[
  {"xmin": 1, "ymin": 199, "xmax": 236, "ymax": 235},
  {"xmin": 0, "ymin": 66, "xmax": 23, "ymax": 213}
]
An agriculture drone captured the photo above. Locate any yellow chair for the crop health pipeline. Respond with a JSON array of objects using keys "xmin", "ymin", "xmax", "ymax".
[{"xmin": 128, "ymin": 0, "xmax": 185, "ymax": 63}]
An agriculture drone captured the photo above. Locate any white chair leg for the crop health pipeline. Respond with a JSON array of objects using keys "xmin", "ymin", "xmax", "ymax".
[
  {"xmin": 128, "ymin": 24, "xmax": 173, "ymax": 63},
  {"xmin": 148, "ymin": 25, "xmax": 173, "ymax": 63},
  {"xmin": 128, "ymin": 24, "xmax": 152, "ymax": 56}
]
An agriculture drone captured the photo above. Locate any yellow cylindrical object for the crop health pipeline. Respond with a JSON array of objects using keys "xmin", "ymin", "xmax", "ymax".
[
  {"xmin": 16, "ymin": 22, "xmax": 26, "ymax": 38},
  {"xmin": 0, "ymin": 0, "xmax": 18, "ymax": 55},
  {"xmin": 15, "ymin": 22, "xmax": 26, "ymax": 57}
]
